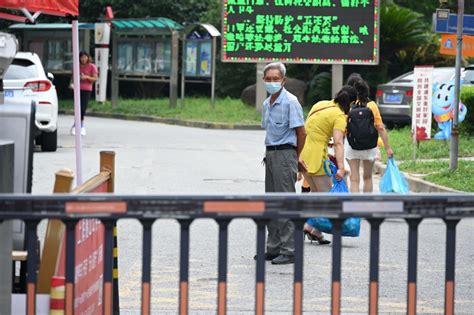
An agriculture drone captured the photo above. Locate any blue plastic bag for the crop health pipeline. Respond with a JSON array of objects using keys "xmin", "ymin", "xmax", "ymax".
[
  {"xmin": 306, "ymin": 160, "xmax": 361, "ymax": 237},
  {"xmin": 379, "ymin": 157, "xmax": 409, "ymax": 193}
]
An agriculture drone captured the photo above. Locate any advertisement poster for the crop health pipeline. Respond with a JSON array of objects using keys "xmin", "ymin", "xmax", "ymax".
[
  {"xmin": 185, "ymin": 41, "xmax": 198, "ymax": 76},
  {"xmin": 118, "ymin": 43, "xmax": 133, "ymax": 72},
  {"xmin": 135, "ymin": 43, "xmax": 152, "ymax": 72},
  {"xmin": 412, "ymin": 66, "xmax": 434, "ymax": 141},
  {"xmin": 199, "ymin": 42, "xmax": 212, "ymax": 76},
  {"xmin": 155, "ymin": 42, "xmax": 171, "ymax": 74}
]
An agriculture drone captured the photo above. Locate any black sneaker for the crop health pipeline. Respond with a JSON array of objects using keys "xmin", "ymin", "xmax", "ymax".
[
  {"xmin": 253, "ymin": 253, "xmax": 279, "ymax": 261},
  {"xmin": 271, "ymin": 254, "xmax": 295, "ymax": 265}
]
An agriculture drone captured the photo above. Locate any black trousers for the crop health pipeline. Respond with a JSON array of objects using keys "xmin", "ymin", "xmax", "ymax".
[{"xmin": 80, "ymin": 90, "xmax": 92, "ymax": 121}]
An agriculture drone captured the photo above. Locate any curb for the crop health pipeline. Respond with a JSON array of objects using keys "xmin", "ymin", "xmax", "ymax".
[
  {"xmin": 373, "ymin": 161, "xmax": 461, "ymax": 193},
  {"xmin": 59, "ymin": 110, "xmax": 262, "ymax": 130}
]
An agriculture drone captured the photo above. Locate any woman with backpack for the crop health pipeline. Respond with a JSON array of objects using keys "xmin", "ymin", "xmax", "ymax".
[
  {"xmin": 345, "ymin": 75, "xmax": 394, "ymax": 193},
  {"xmin": 299, "ymin": 85, "xmax": 358, "ymax": 244}
]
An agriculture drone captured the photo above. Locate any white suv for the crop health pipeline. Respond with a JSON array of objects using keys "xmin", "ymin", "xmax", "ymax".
[{"xmin": 3, "ymin": 52, "xmax": 58, "ymax": 151}]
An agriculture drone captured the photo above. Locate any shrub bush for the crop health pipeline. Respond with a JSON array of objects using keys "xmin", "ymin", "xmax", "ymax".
[{"xmin": 460, "ymin": 86, "xmax": 474, "ymax": 134}]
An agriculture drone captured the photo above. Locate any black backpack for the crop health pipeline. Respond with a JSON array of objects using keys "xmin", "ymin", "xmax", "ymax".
[{"xmin": 346, "ymin": 105, "xmax": 378, "ymax": 150}]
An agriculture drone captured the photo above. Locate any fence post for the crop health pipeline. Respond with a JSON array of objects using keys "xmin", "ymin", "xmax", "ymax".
[
  {"xmin": 331, "ymin": 219, "xmax": 343, "ymax": 315},
  {"xmin": 25, "ymin": 220, "xmax": 39, "ymax": 315},
  {"xmin": 254, "ymin": 220, "xmax": 267, "ymax": 315},
  {"xmin": 141, "ymin": 219, "xmax": 154, "ymax": 315},
  {"xmin": 179, "ymin": 219, "xmax": 193, "ymax": 315},
  {"xmin": 444, "ymin": 219, "xmax": 460, "ymax": 315},
  {"xmin": 368, "ymin": 219, "xmax": 383, "ymax": 315},
  {"xmin": 102, "ymin": 220, "xmax": 116, "ymax": 315},
  {"xmin": 217, "ymin": 219, "xmax": 231, "ymax": 315},
  {"xmin": 37, "ymin": 169, "xmax": 74, "ymax": 294},
  {"xmin": 406, "ymin": 219, "xmax": 421, "ymax": 315},
  {"xmin": 293, "ymin": 220, "xmax": 305, "ymax": 315},
  {"xmin": 100, "ymin": 151, "xmax": 115, "ymax": 192},
  {"xmin": 65, "ymin": 220, "xmax": 77, "ymax": 315}
]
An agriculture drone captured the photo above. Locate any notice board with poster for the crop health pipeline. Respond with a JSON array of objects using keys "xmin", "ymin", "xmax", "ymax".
[
  {"xmin": 222, "ymin": 0, "xmax": 380, "ymax": 64},
  {"xmin": 184, "ymin": 33, "xmax": 213, "ymax": 77},
  {"xmin": 412, "ymin": 66, "xmax": 434, "ymax": 141}
]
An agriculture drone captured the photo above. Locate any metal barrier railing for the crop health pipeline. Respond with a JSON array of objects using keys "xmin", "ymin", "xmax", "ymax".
[{"xmin": 0, "ymin": 193, "xmax": 473, "ymax": 315}]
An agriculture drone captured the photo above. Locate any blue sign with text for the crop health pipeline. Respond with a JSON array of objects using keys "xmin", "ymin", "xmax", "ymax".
[{"xmin": 434, "ymin": 13, "xmax": 474, "ymax": 35}]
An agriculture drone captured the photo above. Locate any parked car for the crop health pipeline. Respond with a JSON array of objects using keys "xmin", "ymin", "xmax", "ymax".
[
  {"xmin": 462, "ymin": 64, "xmax": 474, "ymax": 86},
  {"xmin": 3, "ymin": 52, "xmax": 58, "ymax": 152},
  {"xmin": 375, "ymin": 67, "xmax": 474, "ymax": 124}
]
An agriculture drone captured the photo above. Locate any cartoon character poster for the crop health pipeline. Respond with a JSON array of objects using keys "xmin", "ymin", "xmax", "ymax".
[
  {"xmin": 199, "ymin": 42, "xmax": 212, "ymax": 77},
  {"xmin": 432, "ymin": 79, "xmax": 468, "ymax": 140}
]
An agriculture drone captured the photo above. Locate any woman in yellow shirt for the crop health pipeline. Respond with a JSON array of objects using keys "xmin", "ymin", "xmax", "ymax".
[
  {"xmin": 345, "ymin": 74, "xmax": 394, "ymax": 193},
  {"xmin": 300, "ymin": 85, "xmax": 357, "ymax": 243}
]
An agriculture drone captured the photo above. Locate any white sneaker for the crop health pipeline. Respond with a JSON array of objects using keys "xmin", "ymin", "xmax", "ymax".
[
  {"xmin": 81, "ymin": 126, "xmax": 86, "ymax": 136},
  {"xmin": 71, "ymin": 126, "xmax": 76, "ymax": 135}
]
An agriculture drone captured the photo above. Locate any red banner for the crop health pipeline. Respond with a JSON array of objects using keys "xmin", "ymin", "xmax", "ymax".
[
  {"xmin": 0, "ymin": 0, "xmax": 78, "ymax": 17},
  {"xmin": 56, "ymin": 181, "xmax": 108, "ymax": 314}
]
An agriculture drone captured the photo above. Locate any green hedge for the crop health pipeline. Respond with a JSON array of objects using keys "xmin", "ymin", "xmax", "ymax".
[{"xmin": 460, "ymin": 86, "xmax": 474, "ymax": 134}]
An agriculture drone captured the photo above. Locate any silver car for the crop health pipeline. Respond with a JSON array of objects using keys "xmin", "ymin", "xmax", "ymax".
[{"xmin": 376, "ymin": 67, "xmax": 472, "ymax": 124}]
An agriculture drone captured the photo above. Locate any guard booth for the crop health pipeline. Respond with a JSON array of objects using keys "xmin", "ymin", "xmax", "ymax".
[
  {"xmin": 181, "ymin": 23, "xmax": 220, "ymax": 108},
  {"xmin": 8, "ymin": 23, "xmax": 95, "ymax": 74},
  {"xmin": 110, "ymin": 18, "xmax": 183, "ymax": 108},
  {"xmin": 0, "ymin": 32, "xmax": 36, "ymax": 313}
]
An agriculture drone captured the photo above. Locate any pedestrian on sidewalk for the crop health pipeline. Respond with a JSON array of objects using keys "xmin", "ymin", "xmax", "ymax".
[
  {"xmin": 70, "ymin": 51, "xmax": 98, "ymax": 136},
  {"xmin": 260, "ymin": 62, "xmax": 306, "ymax": 265},
  {"xmin": 345, "ymin": 74, "xmax": 394, "ymax": 192},
  {"xmin": 300, "ymin": 85, "xmax": 357, "ymax": 244}
]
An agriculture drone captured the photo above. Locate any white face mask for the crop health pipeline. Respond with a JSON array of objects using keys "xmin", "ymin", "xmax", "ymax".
[{"xmin": 264, "ymin": 82, "xmax": 282, "ymax": 94}]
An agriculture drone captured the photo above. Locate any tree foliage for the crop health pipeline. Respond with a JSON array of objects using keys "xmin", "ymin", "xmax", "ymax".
[
  {"xmin": 1, "ymin": 0, "xmax": 466, "ymax": 101},
  {"xmin": 78, "ymin": 0, "xmax": 212, "ymax": 24}
]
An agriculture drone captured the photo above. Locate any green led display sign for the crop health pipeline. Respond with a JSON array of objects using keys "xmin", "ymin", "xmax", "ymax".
[{"xmin": 222, "ymin": 0, "xmax": 379, "ymax": 64}]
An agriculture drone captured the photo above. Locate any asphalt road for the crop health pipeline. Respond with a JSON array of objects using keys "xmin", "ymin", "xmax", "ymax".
[{"xmin": 32, "ymin": 115, "xmax": 474, "ymax": 314}]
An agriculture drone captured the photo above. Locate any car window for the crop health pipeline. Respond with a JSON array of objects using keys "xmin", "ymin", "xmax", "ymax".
[
  {"xmin": 392, "ymin": 68, "xmax": 454, "ymax": 84},
  {"xmin": 434, "ymin": 69, "xmax": 455, "ymax": 83},
  {"xmin": 4, "ymin": 58, "xmax": 39, "ymax": 80},
  {"xmin": 462, "ymin": 68, "xmax": 474, "ymax": 84},
  {"xmin": 393, "ymin": 72, "xmax": 414, "ymax": 83}
]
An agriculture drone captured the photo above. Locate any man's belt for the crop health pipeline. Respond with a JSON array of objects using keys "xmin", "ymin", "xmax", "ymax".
[{"xmin": 266, "ymin": 144, "xmax": 297, "ymax": 151}]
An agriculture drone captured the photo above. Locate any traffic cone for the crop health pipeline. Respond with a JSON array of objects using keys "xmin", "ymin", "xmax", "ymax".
[{"xmin": 50, "ymin": 276, "xmax": 65, "ymax": 315}]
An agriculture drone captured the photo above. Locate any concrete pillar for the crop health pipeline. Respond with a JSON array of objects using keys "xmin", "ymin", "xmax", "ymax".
[
  {"xmin": 332, "ymin": 64, "xmax": 344, "ymax": 98},
  {"xmin": 0, "ymin": 140, "xmax": 14, "ymax": 315},
  {"xmin": 256, "ymin": 63, "xmax": 266, "ymax": 112}
]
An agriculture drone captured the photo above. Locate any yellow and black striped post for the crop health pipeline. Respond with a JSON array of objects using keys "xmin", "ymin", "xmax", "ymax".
[{"xmin": 113, "ymin": 224, "xmax": 120, "ymax": 314}]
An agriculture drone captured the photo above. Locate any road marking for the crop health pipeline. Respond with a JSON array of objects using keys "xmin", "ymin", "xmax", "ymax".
[
  {"xmin": 204, "ymin": 201, "xmax": 265, "ymax": 213},
  {"xmin": 343, "ymin": 201, "xmax": 404, "ymax": 213}
]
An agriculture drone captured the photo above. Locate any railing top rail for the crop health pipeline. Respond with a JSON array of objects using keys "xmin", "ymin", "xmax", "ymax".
[{"xmin": 0, "ymin": 193, "xmax": 473, "ymax": 220}]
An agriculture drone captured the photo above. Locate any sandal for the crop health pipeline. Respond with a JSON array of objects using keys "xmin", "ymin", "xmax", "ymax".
[{"xmin": 303, "ymin": 229, "xmax": 331, "ymax": 245}]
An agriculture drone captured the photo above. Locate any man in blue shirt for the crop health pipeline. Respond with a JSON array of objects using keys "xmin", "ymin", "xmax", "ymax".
[{"xmin": 260, "ymin": 62, "xmax": 306, "ymax": 265}]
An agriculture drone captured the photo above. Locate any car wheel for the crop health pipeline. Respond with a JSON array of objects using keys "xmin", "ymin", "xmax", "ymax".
[
  {"xmin": 35, "ymin": 134, "xmax": 42, "ymax": 146},
  {"xmin": 41, "ymin": 129, "xmax": 57, "ymax": 152}
]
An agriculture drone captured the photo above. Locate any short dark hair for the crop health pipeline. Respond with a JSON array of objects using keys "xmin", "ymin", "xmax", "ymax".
[
  {"xmin": 346, "ymin": 73, "xmax": 363, "ymax": 87},
  {"xmin": 79, "ymin": 51, "xmax": 91, "ymax": 63}
]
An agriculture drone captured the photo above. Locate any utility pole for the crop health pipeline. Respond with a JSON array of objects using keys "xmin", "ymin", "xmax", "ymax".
[{"xmin": 450, "ymin": 0, "xmax": 464, "ymax": 171}]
